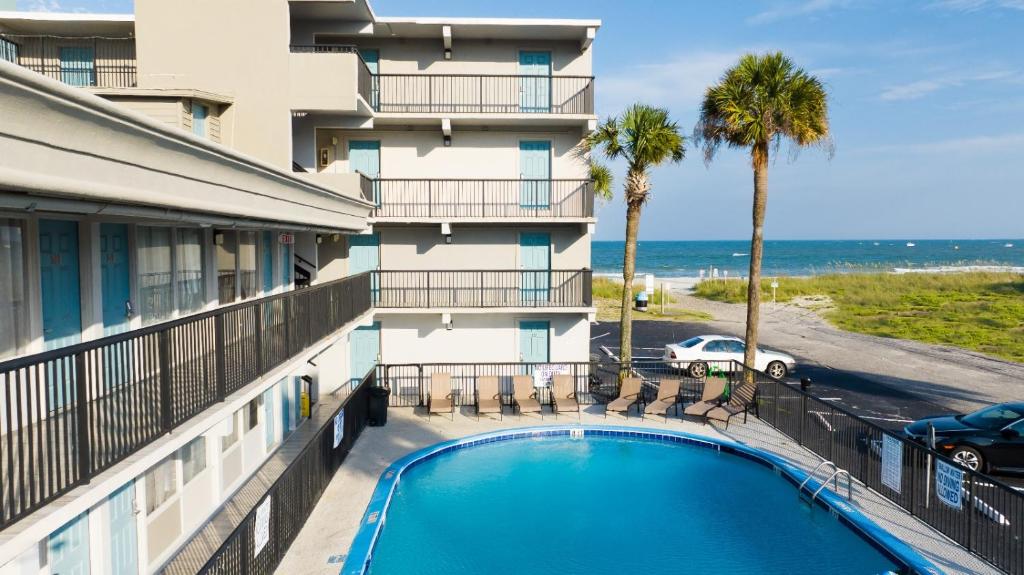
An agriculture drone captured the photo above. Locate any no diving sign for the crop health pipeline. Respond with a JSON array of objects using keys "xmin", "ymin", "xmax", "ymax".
[{"xmin": 935, "ymin": 460, "xmax": 964, "ymax": 510}]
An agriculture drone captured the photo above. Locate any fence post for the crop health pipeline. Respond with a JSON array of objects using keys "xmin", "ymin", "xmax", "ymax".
[
  {"xmin": 967, "ymin": 473, "xmax": 974, "ymax": 552},
  {"xmin": 158, "ymin": 330, "xmax": 173, "ymax": 432},
  {"xmin": 74, "ymin": 351, "xmax": 91, "ymax": 484},
  {"xmin": 480, "ymin": 270, "xmax": 485, "ymax": 307},
  {"xmin": 799, "ymin": 392, "xmax": 806, "ymax": 446},
  {"xmin": 253, "ymin": 302, "xmax": 264, "ymax": 375},
  {"xmin": 214, "ymin": 314, "xmax": 227, "ymax": 402},
  {"xmin": 418, "ymin": 365, "xmax": 424, "ymax": 407}
]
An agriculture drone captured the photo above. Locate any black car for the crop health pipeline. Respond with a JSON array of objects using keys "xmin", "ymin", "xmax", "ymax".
[{"xmin": 904, "ymin": 402, "xmax": 1024, "ymax": 475}]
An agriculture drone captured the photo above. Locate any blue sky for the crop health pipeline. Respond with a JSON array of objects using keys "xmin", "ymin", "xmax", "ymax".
[{"xmin": 18, "ymin": 0, "xmax": 1024, "ymax": 240}]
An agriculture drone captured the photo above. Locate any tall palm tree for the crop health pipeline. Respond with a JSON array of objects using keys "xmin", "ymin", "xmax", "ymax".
[
  {"xmin": 587, "ymin": 104, "xmax": 685, "ymax": 366},
  {"xmin": 695, "ymin": 52, "xmax": 831, "ymax": 374}
]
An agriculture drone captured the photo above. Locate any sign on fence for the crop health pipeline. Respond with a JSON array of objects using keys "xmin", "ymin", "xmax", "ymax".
[
  {"xmin": 533, "ymin": 364, "xmax": 571, "ymax": 388},
  {"xmin": 935, "ymin": 460, "xmax": 964, "ymax": 510},
  {"xmin": 881, "ymin": 434, "xmax": 903, "ymax": 493},
  {"xmin": 333, "ymin": 408, "xmax": 345, "ymax": 448},
  {"xmin": 254, "ymin": 495, "xmax": 272, "ymax": 558}
]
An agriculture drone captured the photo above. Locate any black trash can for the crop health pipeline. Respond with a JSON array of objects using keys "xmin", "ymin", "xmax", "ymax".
[{"xmin": 368, "ymin": 386, "xmax": 390, "ymax": 427}]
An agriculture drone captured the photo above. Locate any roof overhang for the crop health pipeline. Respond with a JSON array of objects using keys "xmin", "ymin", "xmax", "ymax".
[
  {"xmin": 85, "ymin": 87, "xmax": 235, "ymax": 105},
  {"xmin": 0, "ymin": 60, "xmax": 371, "ymax": 232},
  {"xmin": 0, "ymin": 11, "xmax": 134, "ymax": 36}
]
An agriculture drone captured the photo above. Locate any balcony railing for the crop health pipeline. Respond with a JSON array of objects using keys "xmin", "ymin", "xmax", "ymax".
[
  {"xmin": 370, "ymin": 179, "xmax": 594, "ymax": 219},
  {"xmin": 1, "ymin": 35, "xmax": 137, "ymax": 88},
  {"xmin": 372, "ymin": 269, "xmax": 592, "ymax": 308},
  {"xmin": 0, "ymin": 273, "xmax": 372, "ymax": 529},
  {"xmin": 374, "ymin": 74, "xmax": 594, "ymax": 115},
  {"xmin": 290, "ymin": 44, "xmax": 372, "ymax": 105}
]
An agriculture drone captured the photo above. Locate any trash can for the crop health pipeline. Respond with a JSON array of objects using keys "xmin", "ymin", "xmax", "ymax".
[
  {"xmin": 369, "ymin": 386, "xmax": 390, "ymax": 427},
  {"xmin": 635, "ymin": 291, "xmax": 648, "ymax": 312}
]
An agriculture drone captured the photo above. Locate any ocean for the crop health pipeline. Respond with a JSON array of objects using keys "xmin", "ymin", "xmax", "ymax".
[{"xmin": 592, "ymin": 240, "xmax": 1024, "ymax": 278}]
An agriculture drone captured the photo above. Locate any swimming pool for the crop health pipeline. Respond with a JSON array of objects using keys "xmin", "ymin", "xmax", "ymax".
[{"xmin": 343, "ymin": 427, "xmax": 941, "ymax": 575}]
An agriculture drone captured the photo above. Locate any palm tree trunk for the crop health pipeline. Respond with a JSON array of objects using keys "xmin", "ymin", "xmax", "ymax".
[
  {"xmin": 744, "ymin": 143, "xmax": 769, "ymax": 380},
  {"xmin": 619, "ymin": 200, "xmax": 642, "ymax": 367}
]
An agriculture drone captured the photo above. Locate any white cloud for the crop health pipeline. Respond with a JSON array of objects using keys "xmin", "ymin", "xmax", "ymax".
[
  {"xmin": 20, "ymin": 0, "xmax": 64, "ymax": 11},
  {"xmin": 931, "ymin": 0, "xmax": 1024, "ymax": 11},
  {"xmin": 880, "ymin": 70, "xmax": 1021, "ymax": 101},
  {"xmin": 747, "ymin": 0, "xmax": 852, "ymax": 25},
  {"xmin": 597, "ymin": 51, "xmax": 746, "ymax": 117}
]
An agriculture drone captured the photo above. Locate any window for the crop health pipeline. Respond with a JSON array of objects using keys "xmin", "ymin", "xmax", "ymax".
[
  {"xmin": 137, "ymin": 227, "xmax": 174, "ymax": 325},
  {"xmin": 246, "ymin": 397, "xmax": 260, "ymax": 431},
  {"xmin": 0, "ymin": 219, "xmax": 29, "ymax": 359},
  {"xmin": 176, "ymin": 228, "xmax": 206, "ymax": 314},
  {"xmin": 238, "ymin": 231, "xmax": 258, "ymax": 300},
  {"xmin": 221, "ymin": 410, "xmax": 240, "ymax": 451},
  {"xmin": 59, "ymin": 46, "xmax": 95, "ymax": 87},
  {"xmin": 962, "ymin": 405, "xmax": 1024, "ymax": 430},
  {"xmin": 724, "ymin": 340, "xmax": 745, "ymax": 354},
  {"xmin": 677, "ymin": 336, "xmax": 704, "ymax": 349},
  {"xmin": 703, "ymin": 340, "xmax": 725, "ymax": 353},
  {"xmin": 0, "ymin": 37, "xmax": 18, "ymax": 64},
  {"xmin": 216, "ymin": 230, "xmax": 237, "ymax": 303},
  {"xmin": 191, "ymin": 102, "xmax": 208, "ymax": 138},
  {"xmin": 144, "ymin": 455, "xmax": 177, "ymax": 514},
  {"xmin": 180, "ymin": 437, "xmax": 207, "ymax": 485}
]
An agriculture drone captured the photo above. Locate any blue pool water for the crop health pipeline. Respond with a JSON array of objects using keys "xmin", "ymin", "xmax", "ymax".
[{"xmin": 366, "ymin": 436, "xmax": 902, "ymax": 574}]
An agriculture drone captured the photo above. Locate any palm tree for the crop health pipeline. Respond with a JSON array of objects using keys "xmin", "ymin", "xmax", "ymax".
[
  {"xmin": 695, "ymin": 52, "xmax": 831, "ymax": 374},
  {"xmin": 587, "ymin": 104, "xmax": 685, "ymax": 366}
]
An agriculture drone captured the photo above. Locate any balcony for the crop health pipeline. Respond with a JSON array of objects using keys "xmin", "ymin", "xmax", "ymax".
[
  {"xmin": 370, "ymin": 179, "xmax": 595, "ymax": 221},
  {"xmin": 0, "ymin": 273, "xmax": 372, "ymax": 529},
  {"xmin": 289, "ymin": 45, "xmax": 372, "ymax": 112},
  {"xmin": 0, "ymin": 35, "xmax": 136, "ymax": 88},
  {"xmin": 294, "ymin": 171, "xmax": 377, "ymax": 204},
  {"xmin": 372, "ymin": 269, "xmax": 592, "ymax": 309}
]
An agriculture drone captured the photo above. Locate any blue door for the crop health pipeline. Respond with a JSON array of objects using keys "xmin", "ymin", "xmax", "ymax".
[
  {"xmin": 100, "ymin": 224, "xmax": 131, "ymax": 336},
  {"xmin": 281, "ymin": 240, "xmax": 293, "ymax": 290},
  {"xmin": 348, "ymin": 140, "xmax": 380, "ymax": 204},
  {"xmin": 359, "ymin": 49, "xmax": 380, "ymax": 110},
  {"xmin": 263, "ymin": 388, "xmax": 276, "ymax": 449},
  {"xmin": 519, "ymin": 141, "xmax": 551, "ymax": 208},
  {"xmin": 279, "ymin": 378, "xmax": 293, "ymax": 436},
  {"xmin": 519, "ymin": 232, "xmax": 550, "ymax": 303},
  {"xmin": 107, "ymin": 482, "xmax": 139, "ymax": 575},
  {"xmin": 261, "ymin": 231, "xmax": 274, "ymax": 294},
  {"xmin": 49, "ymin": 512, "xmax": 90, "ymax": 575},
  {"xmin": 519, "ymin": 51, "xmax": 551, "ymax": 113},
  {"xmin": 350, "ymin": 322, "xmax": 380, "ymax": 389},
  {"xmin": 60, "ymin": 46, "xmax": 95, "ymax": 87},
  {"xmin": 349, "ymin": 233, "xmax": 380, "ymax": 301},
  {"xmin": 40, "ymin": 219, "xmax": 82, "ymax": 350},
  {"xmin": 519, "ymin": 321, "xmax": 550, "ymax": 363}
]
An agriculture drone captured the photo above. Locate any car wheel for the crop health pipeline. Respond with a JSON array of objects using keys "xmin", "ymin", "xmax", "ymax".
[
  {"xmin": 766, "ymin": 361, "xmax": 788, "ymax": 379},
  {"xmin": 951, "ymin": 446, "xmax": 984, "ymax": 472},
  {"xmin": 688, "ymin": 362, "xmax": 708, "ymax": 379}
]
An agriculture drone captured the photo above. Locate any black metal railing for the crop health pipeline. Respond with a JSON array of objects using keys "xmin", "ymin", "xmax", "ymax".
[
  {"xmin": 372, "ymin": 269, "xmax": 592, "ymax": 309},
  {"xmin": 357, "ymin": 171, "xmax": 377, "ymax": 204},
  {"xmin": 289, "ymin": 44, "xmax": 373, "ymax": 106},
  {"xmin": 370, "ymin": 179, "xmax": 595, "ymax": 219},
  {"xmin": 374, "ymin": 73, "xmax": 594, "ymax": 115},
  {"xmin": 0, "ymin": 273, "xmax": 372, "ymax": 529},
  {"xmin": 196, "ymin": 368, "xmax": 374, "ymax": 575},
  {"xmin": 1, "ymin": 35, "xmax": 137, "ymax": 88}
]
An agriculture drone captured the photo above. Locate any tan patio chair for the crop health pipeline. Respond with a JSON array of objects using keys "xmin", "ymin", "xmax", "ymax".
[
  {"xmin": 512, "ymin": 375, "xmax": 543, "ymax": 419},
  {"xmin": 428, "ymin": 372, "xmax": 454, "ymax": 420},
  {"xmin": 683, "ymin": 375, "xmax": 729, "ymax": 420},
  {"xmin": 605, "ymin": 376, "xmax": 642, "ymax": 418},
  {"xmin": 704, "ymin": 381, "xmax": 758, "ymax": 429},
  {"xmin": 643, "ymin": 379, "xmax": 681, "ymax": 421},
  {"xmin": 551, "ymin": 374, "xmax": 580, "ymax": 419},
  {"xmin": 475, "ymin": 375, "xmax": 503, "ymax": 421}
]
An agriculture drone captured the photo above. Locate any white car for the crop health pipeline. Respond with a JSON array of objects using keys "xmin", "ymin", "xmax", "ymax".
[{"xmin": 662, "ymin": 335, "xmax": 796, "ymax": 380}]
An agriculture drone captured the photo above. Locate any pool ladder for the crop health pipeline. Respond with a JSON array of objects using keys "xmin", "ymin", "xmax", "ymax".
[{"xmin": 798, "ymin": 460, "xmax": 854, "ymax": 505}]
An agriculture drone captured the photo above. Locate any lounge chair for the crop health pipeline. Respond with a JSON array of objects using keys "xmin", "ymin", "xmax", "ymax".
[
  {"xmin": 643, "ymin": 379, "xmax": 681, "ymax": 421},
  {"xmin": 704, "ymin": 382, "xmax": 758, "ymax": 429},
  {"xmin": 475, "ymin": 376, "xmax": 503, "ymax": 421},
  {"xmin": 427, "ymin": 373, "xmax": 454, "ymax": 420},
  {"xmin": 512, "ymin": 375, "xmax": 544, "ymax": 419},
  {"xmin": 683, "ymin": 375, "xmax": 728, "ymax": 420},
  {"xmin": 605, "ymin": 376, "xmax": 642, "ymax": 418},
  {"xmin": 551, "ymin": 374, "xmax": 580, "ymax": 419}
]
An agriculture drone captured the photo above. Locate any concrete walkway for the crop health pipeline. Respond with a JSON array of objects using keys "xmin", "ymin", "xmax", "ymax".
[{"xmin": 277, "ymin": 406, "xmax": 997, "ymax": 575}]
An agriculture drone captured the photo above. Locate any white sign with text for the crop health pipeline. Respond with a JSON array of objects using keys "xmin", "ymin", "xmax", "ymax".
[
  {"xmin": 881, "ymin": 434, "xmax": 902, "ymax": 493},
  {"xmin": 935, "ymin": 460, "xmax": 964, "ymax": 510},
  {"xmin": 333, "ymin": 408, "xmax": 345, "ymax": 448},
  {"xmin": 532, "ymin": 364, "xmax": 571, "ymax": 388},
  {"xmin": 254, "ymin": 495, "xmax": 272, "ymax": 557}
]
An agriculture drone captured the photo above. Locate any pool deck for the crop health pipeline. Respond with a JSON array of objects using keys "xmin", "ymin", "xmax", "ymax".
[{"xmin": 277, "ymin": 406, "xmax": 998, "ymax": 575}]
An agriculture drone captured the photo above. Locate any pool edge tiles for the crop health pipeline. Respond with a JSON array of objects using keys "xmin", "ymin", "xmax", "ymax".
[{"xmin": 340, "ymin": 426, "xmax": 942, "ymax": 575}]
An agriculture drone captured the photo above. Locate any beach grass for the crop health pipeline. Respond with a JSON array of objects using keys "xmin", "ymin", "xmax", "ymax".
[
  {"xmin": 593, "ymin": 277, "xmax": 712, "ymax": 323},
  {"xmin": 693, "ymin": 272, "xmax": 1024, "ymax": 362}
]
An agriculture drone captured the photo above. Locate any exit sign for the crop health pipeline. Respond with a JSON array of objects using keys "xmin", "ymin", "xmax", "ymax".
[{"xmin": 278, "ymin": 233, "xmax": 294, "ymax": 245}]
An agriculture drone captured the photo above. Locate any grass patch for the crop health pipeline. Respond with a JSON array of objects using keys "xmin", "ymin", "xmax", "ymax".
[
  {"xmin": 593, "ymin": 277, "xmax": 711, "ymax": 323},
  {"xmin": 694, "ymin": 272, "xmax": 1024, "ymax": 362}
]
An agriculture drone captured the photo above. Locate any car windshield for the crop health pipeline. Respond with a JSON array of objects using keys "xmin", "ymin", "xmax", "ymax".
[
  {"xmin": 677, "ymin": 336, "xmax": 704, "ymax": 348},
  {"xmin": 961, "ymin": 405, "xmax": 1024, "ymax": 430}
]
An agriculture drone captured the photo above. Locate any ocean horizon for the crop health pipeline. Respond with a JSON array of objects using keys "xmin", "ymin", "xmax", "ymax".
[{"xmin": 592, "ymin": 240, "xmax": 1024, "ymax": 278}]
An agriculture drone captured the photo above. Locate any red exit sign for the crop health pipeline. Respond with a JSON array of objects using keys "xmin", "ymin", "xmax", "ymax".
[{"xmin": 278, "ymin": 233, "xmax": 295, "ymax": 245}]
